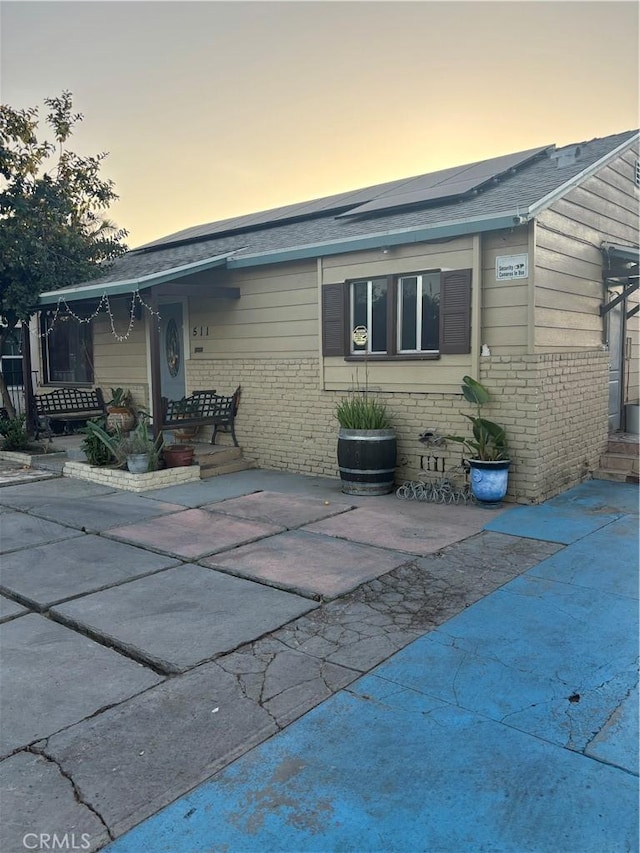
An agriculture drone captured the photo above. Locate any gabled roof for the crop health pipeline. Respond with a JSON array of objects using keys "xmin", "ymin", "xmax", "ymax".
[{"xmin": 39, "ymin": 129, "xmax": 639, "ymax": 304}]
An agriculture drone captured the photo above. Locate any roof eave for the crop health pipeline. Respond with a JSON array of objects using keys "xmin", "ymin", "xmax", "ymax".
[
  {"xmin": 227, "ymin": 211, "xmax": 524, "ymax": 269},
  {"xmin": 38, "ymin": 251, "xmax": 237, "ymax": 306},
  {"xmin": 526, "ymin": 132, "xmax": 639, "ymax": 220}
]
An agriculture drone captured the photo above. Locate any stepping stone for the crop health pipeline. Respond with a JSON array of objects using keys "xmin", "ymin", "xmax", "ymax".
[
  {"xmin": 104, "ymin": 509, "xmax": 282, "ymax": 560},
  {"xmin": 0, "ymin": 477, "xmax": 115, "ymax": 509},
  {"xmin": 27, "ymin": 492, "xmax": 185, "ymax": 533},
  {"xmin": 0, "ymin": 752, "xmax": 109, "ymax": 853},
  {"xmin": 0, "ymin": 535, "xmax": 180, "ymax": 610},
  {"xmin": 203, "ymin": 530, "xmax": 410, "ymax": 599},
  {"xmin": 0, "ymin": 614, "xmax": 161, "ymax": 757},
  {"xmin": 0, "ymin": 594, "xmax": 28, "ymax": 623},
  {"xmin": 51, "ymin": 564, "xmax": 318, "ymax": 673},
  {"xmin": 304, "ymin": 500, "xmax": 496, "ymax": 556},
  {"xmin": 0, "ymin": 512, "xmax": 82, "ymax": 555},
  {"xmin": 205, "ymin": 490, "xmax": 354, "ymax": 529},
  {"xmin": 39, "ymin": 662, "xmax": 279, "ymax": 838}
]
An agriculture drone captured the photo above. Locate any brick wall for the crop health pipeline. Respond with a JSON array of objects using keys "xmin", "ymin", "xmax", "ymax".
[{"xmin": 187, "ymin": 349, "xmax": 610, "ymax": 503}]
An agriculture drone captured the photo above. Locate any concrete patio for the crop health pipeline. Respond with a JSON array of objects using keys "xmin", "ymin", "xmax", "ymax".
[{"xmin": 0, "ymin": 464, "xmax": 637, "ymax": 852}]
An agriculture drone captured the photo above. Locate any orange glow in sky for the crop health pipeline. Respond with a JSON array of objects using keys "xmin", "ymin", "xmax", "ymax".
[{"xmin": 1, "ymin": 1, "xmax": 638, "ymax": 248}]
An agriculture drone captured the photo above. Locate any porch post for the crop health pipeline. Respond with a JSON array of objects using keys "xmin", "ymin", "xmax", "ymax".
[
  {"xmin": 21, "ymin": 322, "xmax": 36, "ymax": 433},
  {"xmin": 148, "ymin": 291, "xmax": 163, "ymax": 437}
]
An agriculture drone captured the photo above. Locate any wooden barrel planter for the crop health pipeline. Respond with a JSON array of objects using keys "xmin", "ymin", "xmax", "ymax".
[{"xmin": 337, "ymin": 428, "xmax": 397, "ymax": 496}]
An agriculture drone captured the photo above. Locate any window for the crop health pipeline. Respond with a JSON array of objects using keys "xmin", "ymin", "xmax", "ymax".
[
  {"xmin": 398, "ymin": 272, "xmax": 440, "ymax": 353},
  {"xmin": 42, "ymin": 314, "xmax": 94, "ymax": 384},
  {"xmin": 322, "ymin": 268, "xmax": 471, "ymax": 359},
  {"xmin": 1, "ymin": 327, "xmax": 23, "ymax": 387}
]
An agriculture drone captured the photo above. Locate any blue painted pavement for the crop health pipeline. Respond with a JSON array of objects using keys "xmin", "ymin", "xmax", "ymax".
[{"xmin": 108, "ymin": 482, "xmax": 639, "ymax": 852}]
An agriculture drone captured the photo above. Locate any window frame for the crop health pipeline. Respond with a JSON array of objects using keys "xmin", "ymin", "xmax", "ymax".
[
  {"xmin": 40, "ymin": 312, "xmax": 95, "ymax": 386},
  {"xmin": 344, "ymin": 270, "xmax": 443, "ymax": 362}
]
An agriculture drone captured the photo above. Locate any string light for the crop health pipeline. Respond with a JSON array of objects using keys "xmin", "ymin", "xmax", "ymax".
[{"xmin": 39, "ymin": 290, "xmax": 163, "ymax": 341}]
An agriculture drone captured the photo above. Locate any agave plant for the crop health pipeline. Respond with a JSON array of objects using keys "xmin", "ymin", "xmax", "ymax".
[
  {"xmin": 445, "ymin": 376, "xmax": 508, "ymax": 462},
  {"xmin": 82, "ymin": 414, "xmax": 163, "ymax": 470}
]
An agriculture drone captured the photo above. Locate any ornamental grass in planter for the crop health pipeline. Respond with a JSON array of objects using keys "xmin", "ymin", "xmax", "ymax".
[{"xmin": 335, "ymin": 392, "xmax": 396, "ymax": 496}]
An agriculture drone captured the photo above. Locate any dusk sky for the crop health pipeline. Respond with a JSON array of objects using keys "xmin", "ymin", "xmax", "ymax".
[{"xmin": 1, "ymin": 1, "xmax": 638, "ymax": 248}]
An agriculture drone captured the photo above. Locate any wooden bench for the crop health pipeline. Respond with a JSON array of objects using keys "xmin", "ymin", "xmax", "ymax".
[
  {"xmin": 161, "ymin": 387, "xmax": 241, "ymax": 447},
  {"xmin": 35, "ymin": 387, "xmax": 107, "ymax": 440}
]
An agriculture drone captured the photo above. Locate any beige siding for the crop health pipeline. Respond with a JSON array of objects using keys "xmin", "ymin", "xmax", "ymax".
[
  {"xmin": 481, "ymin": 226, "xmax": 530, "ymax": 355},
  {"xmin": 188, "ymin": 261, "xmax": 319, "ymax": 361},
  {"xmin": 92, "ymin": 298, "xmax": 150, "ymax": 408},
  {"xmin": 534, "ymin": 144, "xmax": 639, "ymax": 353},
  {"xmin": 322, "ymin": 238, "xmax": 475, "ymax": 393},
  {"xmin": 321, "ymin": 238, "xmax": 473, "ymax": 281},
  {"xmin": 625, "ymin": 287, "xmax": 639, "ymax": 406}
]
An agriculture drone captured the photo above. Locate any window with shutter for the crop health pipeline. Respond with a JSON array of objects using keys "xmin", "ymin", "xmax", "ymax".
[
  {"xmin": 322, "ymin": 269, "xmax": 471, "ymax": 359},
  {"xmin": 321, "ymin": 283, "xmax": 347, "ymax": 356},
  {"xmin": 440, "ymin": 269, "xmax": 472, "ymax": 354}
]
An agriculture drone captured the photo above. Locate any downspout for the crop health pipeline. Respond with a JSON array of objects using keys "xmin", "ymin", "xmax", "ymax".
[
  {"xmin": 148, "ymin": 293, "xmax": 163, "ymax": 437},
  {"xmin": 527, "ymin": 219, "xmax": 537, "ymax": 354},
  {"xmin": 471, "ymin": 234, "xmax": 482, "ymax": 380},
  {"xmin": 317, "ymin": 257, "xmax": 325, "ymax": 391}
]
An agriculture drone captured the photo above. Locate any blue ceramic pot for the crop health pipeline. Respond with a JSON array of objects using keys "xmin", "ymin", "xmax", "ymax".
[{"xmin": 469, "ymin": 459, "xmax": 511, "ymax": 505}]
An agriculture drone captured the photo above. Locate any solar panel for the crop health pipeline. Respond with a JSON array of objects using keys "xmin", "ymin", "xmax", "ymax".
[
  {"xmin": 336, "ymin": 145, "xmax": 550, "ymax": 218},
  {"xmin": 137, "ymin": 176, "xmax": 411, "ymax": 251},
  {"xmin": 136, "ymin": 144, "xmax": 550, "ymax": 252}
]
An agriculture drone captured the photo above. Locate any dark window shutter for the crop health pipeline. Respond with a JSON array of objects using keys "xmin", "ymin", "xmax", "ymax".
[
  {"xmin": 440, "ymin": 269, "xmax": 471, "ymax": 354},
  {"xmin": 322, "ymin": 283, "xmax": 347, "ymax": 356}
]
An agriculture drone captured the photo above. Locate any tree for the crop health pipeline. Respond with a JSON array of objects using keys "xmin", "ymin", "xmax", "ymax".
[{"xmin": 0, "ymin": 91, "xmax": 128, "ymax": 417}]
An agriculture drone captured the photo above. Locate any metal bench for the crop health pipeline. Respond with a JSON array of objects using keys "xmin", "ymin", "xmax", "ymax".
[
  {"xmin": 35, "ymin": 387, "xmax": 107, "ymax": 440},
  {"xmin": 161, "ymin": 387, "xmax": 241, "ymax": 446}
]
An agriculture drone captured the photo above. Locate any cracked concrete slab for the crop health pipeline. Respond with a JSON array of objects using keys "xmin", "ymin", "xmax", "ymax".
[
  {"xmin": 143, "ymin": 480, "xmax": 261, "ymax": 507},
  {"xmin": 0, "ymin": 477, "xmax": 115, "ymax": 509},
  {"xmin": 303, "ymin": 499, "xmax": 503, "ymax": 555},
  {"xmin": 216, "ymin": 636, "xmax": 358, "ymax": 728},
  {"xmin": 0, "ymin": 593, "xmax": 28, "ymax": 623},
  {"xmin": 270, "ymin": 532, "xmax": 558, "ymax": 673},
  {"xmin": 39, "ymin": 662, "xmax": 279, "ymax": 838},
  {"xmin": 585, "ymin": 688, "xmax": 640, "ymax": 773},
  {"xmin": 483, "ymin": 503, "xmax": 622, "ymax": 543},
  {"xmin": 204, "ymin": 490, "xmax": 354, "ymax": 529},
  {"xmin": 26, "ymin": 492, "xmax": 186, "ymax": 533},
  {"xmin": 109, "ymin": 685, "xmax": 639, "ymax": 853},
  {"xmin": 0, "ymin": 535, "xmax": 180, "ymax": 611},
  {"xmin": 364, "ymin": 573, "xmax": 637, "ymax": 750},
  {"xmin": 0, "ymin": 511, "xmax": 83, "ymax": 555},
  {"xmin": 0, "ymin": 614, "xmax": 162, "ymax": 757},
  {"xmin": 104, "ymin": 508, "xmax": 282, "ymax": 559},
  {"xmin": 528, "ymin": 515, "xmax": 639, "ymax": 599},
  {"xmin": 51, "ymin": 564, "xmax": 318, "ymax": 673},
  {"xmin": 546, "ymin": 479, "xmax": 640, "ymax": 516},
  {"xmin": 0, "ymin": 751, "xmax": 110, "ymax": 853},
  {"xmin": 203, "ymin": 529, "xmax": 411, "ymax": 599}
]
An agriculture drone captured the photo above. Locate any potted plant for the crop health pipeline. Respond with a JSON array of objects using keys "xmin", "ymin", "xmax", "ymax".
[
  {"xmin": 335, "ymin": 391, "xmax": 396, "ymax": 495},
  {"xmin": 163, "ymin": 443, "xmax": 196, "ymax": 468},
  {"xmin": 445, "ymin": 375, "xmax": 510, "ymax": 505},
  {"xmin": 106, "ymin": 387, "xmax": 135, "ymax": 434},
  {"xmin": 83, "ymin": 414, "xmax": 162, "ymax": 473}
]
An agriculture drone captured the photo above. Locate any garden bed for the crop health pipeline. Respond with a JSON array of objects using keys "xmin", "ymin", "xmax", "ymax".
[{"xmin": 63, "ymin": 460, "xmax": 201, "ymax": 493}]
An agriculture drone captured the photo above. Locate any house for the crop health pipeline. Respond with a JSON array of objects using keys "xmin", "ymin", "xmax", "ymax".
[{"xmin": 34, "ymin": 129, "xmax": 639, "ymax": 502}]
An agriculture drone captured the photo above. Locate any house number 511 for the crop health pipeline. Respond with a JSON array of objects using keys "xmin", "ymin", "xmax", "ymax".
[{"xmin": 192, "ymin": 327, "xmax": 210, "ymax": 337}]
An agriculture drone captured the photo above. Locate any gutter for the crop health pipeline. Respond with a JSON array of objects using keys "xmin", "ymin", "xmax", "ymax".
[
  {"xmin": 38, "ymin": 251, "xmax": 236, "ymax": 306},
  {"xmin": 226, "ymin": 211, "xmax": 524, "ymax": 269}
]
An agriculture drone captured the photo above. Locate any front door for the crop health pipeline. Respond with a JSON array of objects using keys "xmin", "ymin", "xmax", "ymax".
[
  {"xmin": 606, "ymin": 290, "xmax": 624, "ymax": 431},
  {"xmin": 159, "ymin": 303, "xmax": 186, "ymax": 402}
]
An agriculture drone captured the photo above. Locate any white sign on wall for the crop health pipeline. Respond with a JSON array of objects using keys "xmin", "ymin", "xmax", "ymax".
[{"xmin": 496, "ymin": 253, "xmax": 529, "ymax": 281}]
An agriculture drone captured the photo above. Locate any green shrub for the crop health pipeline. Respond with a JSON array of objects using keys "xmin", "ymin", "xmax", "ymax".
[{"xmin": 0, "ymin": 414, "xmax": 30, "ymax": 451}]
